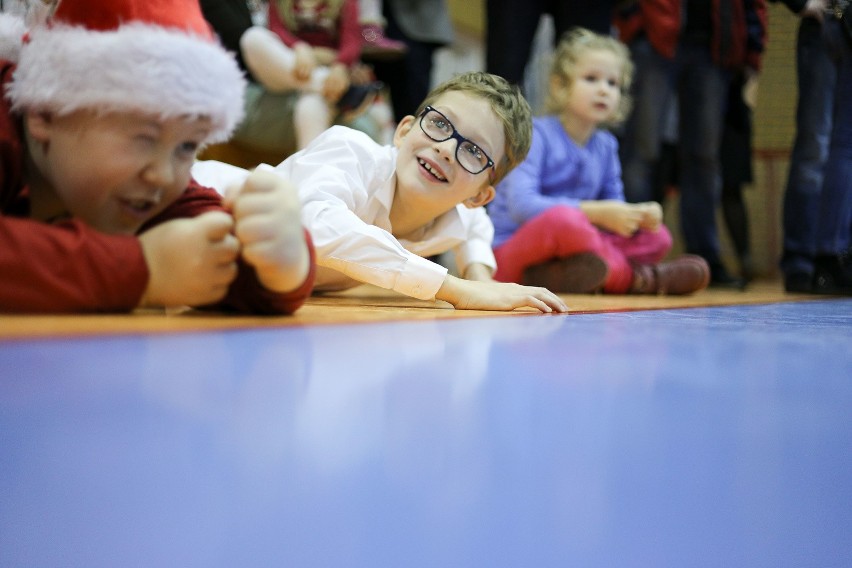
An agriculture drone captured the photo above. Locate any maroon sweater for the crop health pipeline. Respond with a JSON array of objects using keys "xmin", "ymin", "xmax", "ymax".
[{"xmin": 0, "ymin": 62, "xmax": 315, "ymax": 314}]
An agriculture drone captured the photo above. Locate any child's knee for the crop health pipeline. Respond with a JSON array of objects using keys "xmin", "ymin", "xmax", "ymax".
[
  {"xmin": 649, "ymin": 224, "xmax": 673, "ymax": 251},
  {"xmin": 538, "ymin": 205, "xmax": 597, "ymax": 237}
]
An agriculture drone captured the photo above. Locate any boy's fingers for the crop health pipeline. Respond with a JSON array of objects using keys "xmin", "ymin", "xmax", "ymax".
[
  {"xmin": 196, "ymin": 210, "xmax": 235, "ymax": 242},
  {"xmin": 243, "ymin": 169, "xmax": 280, "ymax": 191},
  {"xmin": 527, "ymin": 297, "xmax": 552, "ymax": 313},
  {"xmin": 213, "ymin": 233, "xmax": 241, "ymax": 260},
  {"xmin": 222, "ymin": 181, "xmax": 244, "ymax": 208},
  {"xmin": 532, "ymin": 288, "xmax": 569, "ymax": 313}
]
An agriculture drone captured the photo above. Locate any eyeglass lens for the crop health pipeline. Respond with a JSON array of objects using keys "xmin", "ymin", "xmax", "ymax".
[{"xmin": 420, "ymin": 109, "xmax": 490, "ymax": 175}]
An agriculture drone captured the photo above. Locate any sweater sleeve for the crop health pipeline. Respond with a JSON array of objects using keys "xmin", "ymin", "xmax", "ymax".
[
  {"xmin": 0, "ymin": 215, "xmax": 148, "ymax": 313},
  {"xmin": 143, "ymin": 180, "xmax": 316, "ymax": 315},
  {"xmin": 500, "ymin": 120, "xmax": 582, "ymax": 224},
  {"xmin": 334, "ymin": 0, "xmax": 362, "ymax": 66}
]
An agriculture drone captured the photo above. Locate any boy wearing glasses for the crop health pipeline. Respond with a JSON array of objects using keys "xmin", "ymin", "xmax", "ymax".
[{"xmin": 195, "ymin": 71, "xmax": 567, "ymax": 312}]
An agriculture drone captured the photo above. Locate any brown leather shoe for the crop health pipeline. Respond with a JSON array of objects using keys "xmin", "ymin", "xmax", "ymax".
[
  {"xmin": 631, "ymin": 254, "xmax": 711, "ymax": 295},
  {"xmin": 521, "ymin": 253, "xmax": 609, "ymax": 294}
]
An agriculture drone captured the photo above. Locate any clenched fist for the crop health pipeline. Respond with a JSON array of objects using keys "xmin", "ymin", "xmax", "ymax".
[
  {"xmin": 225, "ymin": 169, "xmax": 310, "ymax": 293},
  {"xmin": 138, "ymin": 211, "xmax": 240, "ymax": 308}
]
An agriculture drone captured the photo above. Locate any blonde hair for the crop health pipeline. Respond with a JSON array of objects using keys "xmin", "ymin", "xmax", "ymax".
[
  {"xmin": 545, "ymin": 27, "xmax": 634, "ymax": 125},
  {"xmin": 274, "ymin": 0, "xmax": 346, "ymax": 31},
  {"xmin": 416, "ymin": 71, "xmax": 532, "ymax": 185}
]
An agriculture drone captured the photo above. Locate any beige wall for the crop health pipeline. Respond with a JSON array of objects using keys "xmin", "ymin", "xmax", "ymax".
[{"xmin": 447, "ymin": 0, "xmax": 485, "ymax": 36}]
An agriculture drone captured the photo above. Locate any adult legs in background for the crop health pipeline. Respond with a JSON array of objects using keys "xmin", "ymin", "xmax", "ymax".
[
  {"xmin": 619, "ymin": 37, "xmax": 676, "ymax": 204},
  {"xmin": 549, "ymin": 0, "xmax": 613, "ymax": 37},
  {"xmin": 813, "ymin": 19, "xmax": 852, "ymax": 294},
  {"xmin": 368, "ymin": 3, "xmax": 441, "ymax": 122},
  {"xmin": 486, "ymin": 0, "xmax": 615, "ymax": 88},
  {"xmin": 485, "ymin": 0, "xmax": 547, "ymax": 86},
  {"xmin": 721, "ymin": 181, "xmax": 753, "ymax": 281},
  {"xmin": 675, "ymin": 44, "xmax": 731, "ymax": 284},
  {"xmin": 720, "ymin": 72, "xmax": 754, "ymax": 283},
  {"xmin": 781, "ymin": 18, "xmax": 836, "ymax": 290}
]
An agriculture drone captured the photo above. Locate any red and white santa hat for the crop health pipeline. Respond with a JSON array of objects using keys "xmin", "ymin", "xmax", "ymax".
[{"xmin": 4, "ymin": 0, "xmax": 245, "ymax": 144}]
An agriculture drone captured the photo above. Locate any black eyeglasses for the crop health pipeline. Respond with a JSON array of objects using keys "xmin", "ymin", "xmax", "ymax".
[{"xmin": 418, "ymin": 106, "xmax": 495, "ymax": 176}]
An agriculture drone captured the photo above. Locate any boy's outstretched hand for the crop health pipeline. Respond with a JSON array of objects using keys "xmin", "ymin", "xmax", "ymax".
[
  {"xmin": 138, "ymin": 211, "xmax": 240, "ymax": 308},
  {"xmin": 436, "ymin": 274, "xmax": 569, "ymax": 313},
  {"xmin": 225, "ymin": 169, "xmax": 311, "ymax": 293}
]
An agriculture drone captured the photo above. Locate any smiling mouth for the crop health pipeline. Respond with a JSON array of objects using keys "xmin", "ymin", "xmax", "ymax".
[
  {"xmin": 120, "ymin": 197, "xmax": 159, "ymax": 216},
  {"xmin": 418, "ymin": 158, "xmax": 447, "ymax": 182}
]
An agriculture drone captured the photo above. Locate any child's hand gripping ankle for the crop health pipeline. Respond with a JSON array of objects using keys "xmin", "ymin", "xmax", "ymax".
[
  {"xmin": 138, "ymin": 211, "xmax": 240, "ymax": 309},
  {"xmin": 225, "ymin": 169, "xmax": 311, "ymax": 294}
]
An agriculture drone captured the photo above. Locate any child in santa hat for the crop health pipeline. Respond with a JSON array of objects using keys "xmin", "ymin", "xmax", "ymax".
[{"xmin": 0, "ymin": 0, "xmax": 315, "ymax": 313}]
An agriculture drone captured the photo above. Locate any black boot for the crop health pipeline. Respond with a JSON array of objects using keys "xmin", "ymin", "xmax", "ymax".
[
  {"xmin": 813, "ymin": 253, "xmax": 852, "ymax": 295},
  {"xmin": 708, "ymin": 261, "xmax": 747, "ymax": 290}
]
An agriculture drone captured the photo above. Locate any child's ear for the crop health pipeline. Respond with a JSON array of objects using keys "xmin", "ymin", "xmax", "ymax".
[
  {"xmin": 25, "ymin": 111, "xmax": 53, "ymax": 143},
  {"xmin": 463, "ymin": 184, "xmax": 495, "ymax": 209},
  {"xmin": 392, "ymin": 115, "xmax": 416, "ymax": 147}
]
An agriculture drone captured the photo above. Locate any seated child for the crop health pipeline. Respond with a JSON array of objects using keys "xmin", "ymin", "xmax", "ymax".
[
  {"xmin": 194, "ymin": 71, "xmax": 568, "ymax": 313},
  {"xmin": 487, "ymin": 28, "xmax": 710, "ymax": 295},
  {"xmin": 201, "ymin": 0, "xmax": 392, "ymax": 158},
  {"xmin": 244, "ymin": 0, "xmax": 384, "ymax": 149},
  {"xmin": 0, "ymin": 0, "xmax": 314, "ymax": 314}
]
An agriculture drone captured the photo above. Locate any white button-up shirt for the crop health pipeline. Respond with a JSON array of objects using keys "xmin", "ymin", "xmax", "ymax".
[{"xmin": 192, "ymin": 126, "xmax": 496, "ymax": 301}]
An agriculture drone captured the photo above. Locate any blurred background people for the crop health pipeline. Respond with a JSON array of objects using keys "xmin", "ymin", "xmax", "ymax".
[{"xmin": 615, "ymin": 0, "xmax": 767, "ymax": 287}]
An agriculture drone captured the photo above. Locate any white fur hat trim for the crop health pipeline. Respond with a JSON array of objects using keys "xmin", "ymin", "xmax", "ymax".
[{"xmin": 6, "ymin": 23, "xmax": 246, "ymax": 144}]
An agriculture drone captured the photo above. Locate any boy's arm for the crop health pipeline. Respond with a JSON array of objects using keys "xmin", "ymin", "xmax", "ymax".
[
  {"xmin": 462, "ymin": 263, "xmax": 494, "ymax": 281},
  {"xmin": 303, "ymin": 196, "xmax": 449, "ymax": 299},
  {"xmin": 0, "ymin": 215, "xmax": 148, "ymax": 313},
  {"xmin": 453, "ymin": 206, "xmax": 497, "ymax": 280},
  {"xmin": 275, "ymin": 127, "xmax": 450, "ymax": 300},
  {"xmin": 145, "ymin": 179, "xmax": 315, "ymax": 315}
]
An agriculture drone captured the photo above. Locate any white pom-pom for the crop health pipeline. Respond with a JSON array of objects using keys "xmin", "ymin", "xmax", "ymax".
[{"xmin": 0, "ymin": 14, "xmax": 26, "ymax": 63}]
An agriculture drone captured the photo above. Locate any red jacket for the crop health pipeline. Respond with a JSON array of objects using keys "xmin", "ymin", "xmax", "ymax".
[
  {"xmin": 616, "ymin": 0, "xmax": 768, "ymax": 71},
  {"xmin": 0, "ymin": 62, "xmax": 315, "ymax": 314}
]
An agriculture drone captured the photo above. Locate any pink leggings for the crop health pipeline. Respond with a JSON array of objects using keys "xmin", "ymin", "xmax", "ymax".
[{"xmin": 493, "ymin": 205, "xmax": 673, "ymax": 293}]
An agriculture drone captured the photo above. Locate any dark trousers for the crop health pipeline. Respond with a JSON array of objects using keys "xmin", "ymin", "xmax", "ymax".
[
  {"xmin": 485, "ymin": 0, "xmax": 613, "ymax": 86},
  {"xmin": 369, "ymin": 5, "xmax": 443, "ymax": 122}
]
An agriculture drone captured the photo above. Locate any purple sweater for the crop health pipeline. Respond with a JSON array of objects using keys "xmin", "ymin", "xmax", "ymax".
[{"xmin": 488, "ymin": 115, "xmax": 624, "ymax": 247}]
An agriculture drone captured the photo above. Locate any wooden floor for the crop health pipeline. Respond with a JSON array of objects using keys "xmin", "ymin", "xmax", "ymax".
[{"xmin": 0, "ymin": 279, "xmax": 825, "ymax": 339}]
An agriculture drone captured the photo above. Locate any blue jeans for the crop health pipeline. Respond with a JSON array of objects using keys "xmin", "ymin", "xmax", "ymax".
[
  {"xmin": 817, "ymin": 21, "xmax": 852, "ymax": 257},
  {"xmin": 781, "ymin": 18, "xmax": 835, "ymax": 276},
  {"xmin": 620, "ymin": 39, "xmax": 730, "ymax": 266}
]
